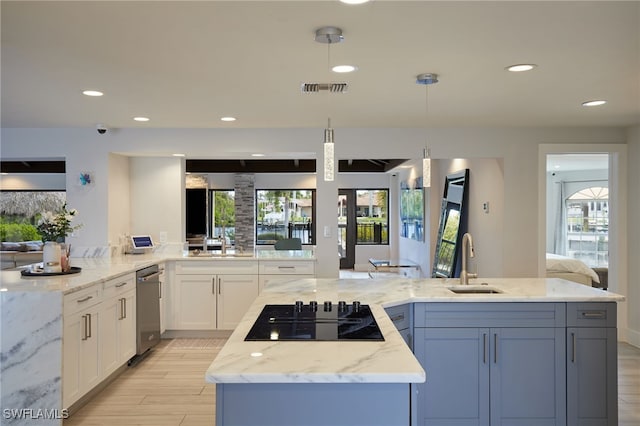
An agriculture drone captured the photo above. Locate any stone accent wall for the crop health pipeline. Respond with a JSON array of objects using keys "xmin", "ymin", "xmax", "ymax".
[{"xmin": 234, "ymin": 174, "xmax": 255, "ymax": 250}]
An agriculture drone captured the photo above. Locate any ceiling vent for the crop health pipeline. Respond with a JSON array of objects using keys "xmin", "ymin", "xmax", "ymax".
[{"xmin": 301, "ymin": 82, "xmax": 349, "ymax": 93}]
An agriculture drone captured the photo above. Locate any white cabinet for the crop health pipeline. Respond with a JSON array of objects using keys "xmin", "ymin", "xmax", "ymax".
[
  {"xmin": 173, "ymin": 261, "xmax": 259, "ymax": 330},
  {"xmin": 63, "ymin": 272, "xmax": 137, "ymax": 409},
  {"xmin": 159, "ymin": 263, "xmax": 167, "ymax": 334},
  {"xmin": 63, "ymin": 285, "xmax": 102, "ymax": 409},
  {"xmin": 100, "ymin": 273, "xmax": 136, "ymax": 377},
  {"xmin": 258, "ymin": 260, "xmax": 315, "ymax": 292}
]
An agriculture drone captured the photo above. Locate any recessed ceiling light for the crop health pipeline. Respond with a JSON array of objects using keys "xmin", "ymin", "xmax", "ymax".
[
  {"xmin": 339, "ymin": 0, "xmax": 371, "ymax": 4},
  {"xmin": 582, "ymin": 100, "xmax": 607, "ymax": 107},
  {"xmin": 133, "ymin": 116, "xmax": 150, "ymax": 122},
  {"xmin": 82, "ymin": 90, "xmax": 103, "ymax": 97},
  {"xmin": 506, "ymin": 64, "xmax": 537, "ymax": 72},
  {"xmin": 172, "ymin": 153, "xmax": 185, "ymax": 157},
  {"xmin": 332, "ymin": 65, "xmax": 357, "ymax": 73},
  {"xmin": 251, "ymin": 153, "xmax": 265, "ymax": 157},
  {"xmin": 220, "ymin": 117, "xmax": 236, "ymax": 122}
]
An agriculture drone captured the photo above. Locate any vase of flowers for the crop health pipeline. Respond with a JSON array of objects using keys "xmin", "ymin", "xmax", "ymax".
[{"xmin": 37, "ymin": 204, "xmax": 82, "ymax": 273}]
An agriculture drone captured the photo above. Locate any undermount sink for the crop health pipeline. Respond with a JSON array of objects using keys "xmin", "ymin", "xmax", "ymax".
[{"xmin": 448, "ymin": 286, "xmax": 502, "ymax": 294}]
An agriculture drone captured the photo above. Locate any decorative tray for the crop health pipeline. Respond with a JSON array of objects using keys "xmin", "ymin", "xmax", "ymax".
[{"xmin": 21, "ymin": 266, "xmax": 82, "ymax": 277}]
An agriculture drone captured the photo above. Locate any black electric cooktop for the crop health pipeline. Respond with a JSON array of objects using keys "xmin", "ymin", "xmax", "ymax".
[{"xmin": 244, "ymin": 301, "xmax": 384, "ymax": 341}]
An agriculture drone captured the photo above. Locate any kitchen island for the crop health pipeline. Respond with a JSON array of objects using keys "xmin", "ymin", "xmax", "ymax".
[
  {"xmin": 206, "ymin": 277, "xmax": 625, "ymax": 426},
  {"xmin": 0, "ymin": 249, "xmax": 316, "ymax": 426}
]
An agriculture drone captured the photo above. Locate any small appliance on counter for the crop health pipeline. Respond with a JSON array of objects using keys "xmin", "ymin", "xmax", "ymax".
[
  {"xmin": 125, "ymin": 235, "xmax": 154, "ymax": 255},
  {"xmin": 245, "ymin": 301, "xmax": 384, "ymax": 341}
]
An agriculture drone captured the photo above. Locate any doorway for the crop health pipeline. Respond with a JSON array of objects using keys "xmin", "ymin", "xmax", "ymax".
[
  {"xmin": 546, "ymin": 154, "xmax": 609, "ymax": 269},
  {"xmin": 338, "ymin": 189, "xmax": 356, "ymax": 269}
]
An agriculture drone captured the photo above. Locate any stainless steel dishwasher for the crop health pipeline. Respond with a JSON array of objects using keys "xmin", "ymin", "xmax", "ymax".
[{"xmin": 135, "ymin": 264, "xmax": 161, "ymax": 358}]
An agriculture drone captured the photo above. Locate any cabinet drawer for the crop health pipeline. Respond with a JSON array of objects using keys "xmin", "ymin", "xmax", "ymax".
[
  {"xmin": 384, "ymin": 304, "xmax": 411, "ymax": 331},
  {"xmin": 415, "ymin": 302, "xmax": 566, "ymax": 328},
  {"xmin": 103, "ymin": 273, "xmax": 136, "ymax": 299},
  {"xmin": 64, "ymin": 284, "xmax": 101, "ymax": 316},
  {"xmin": 175, "ymin": 260, "xmax": 258, "ymax": 275},
  {"xmin": 259, "ymin": 261, "xmax": 315, "ymax": 275},
  {"xmin": 566, "ymin": 302, "xmax": 616, "ymax": 327}
]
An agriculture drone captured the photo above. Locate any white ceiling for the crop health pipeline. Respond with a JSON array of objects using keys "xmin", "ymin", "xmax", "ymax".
[{"xmin": 1, "ymin": 1, "xmax": 639, "ymax": 130}]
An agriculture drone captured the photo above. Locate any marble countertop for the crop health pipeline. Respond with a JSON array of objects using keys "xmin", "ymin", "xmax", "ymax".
[
  {"xmin": 0, "ymin": 249, "xmax": 316, "ymax": 294},
  {"xmin": 205, "ymin": 277, "xmax": 624, "ymax": 385}
]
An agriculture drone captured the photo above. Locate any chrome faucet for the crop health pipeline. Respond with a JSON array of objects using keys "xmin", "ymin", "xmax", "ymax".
[{"xmin": 460, "ymin": 232, "xmax": 478, "ymax": 285}]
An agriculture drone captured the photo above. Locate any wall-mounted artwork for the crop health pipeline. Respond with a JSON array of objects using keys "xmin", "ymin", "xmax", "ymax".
[{"xmin": 400, "ymin": 177, "xmax": 424, "ymax": 241}]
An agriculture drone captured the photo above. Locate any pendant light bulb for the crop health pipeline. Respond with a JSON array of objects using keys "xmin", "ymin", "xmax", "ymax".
[
  {"xmin": 422, "ymin": 147, "xmax": 431, "ymax": 188},
  {"xmin": 324, "ymin": 120, "xmax": 335, "ymax": 181}
]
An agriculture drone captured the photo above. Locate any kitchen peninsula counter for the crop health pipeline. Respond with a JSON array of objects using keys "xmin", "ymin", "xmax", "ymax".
[
  {"xmin": 206, "ymin": 277, "xmax": 623, "ymax": 384},
  {"xmin": 205, "ymin": 277, "xmax": 624, "ymax": 426}
]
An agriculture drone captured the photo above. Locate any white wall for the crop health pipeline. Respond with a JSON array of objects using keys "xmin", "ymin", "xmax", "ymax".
[
  {"xmin": 108, "ymin": 154, "xmax": 131, "ymax": 252},
  {"xmin": 627, "ymin": 125, "xmax": 640, "ymax": 346}
]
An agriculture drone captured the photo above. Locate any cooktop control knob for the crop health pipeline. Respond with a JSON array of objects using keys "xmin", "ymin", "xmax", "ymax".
[
  {"xmin": 353, "ymin": 301, "xmax": 361, "ymax": 312},
  {"xmin": 309, "ymin": 301, "xmax": 318, "ymax": 312},
  {"xmin": 294, "ymin": 300, "xmax": 303, "ymax": 312},
  {"xmin": 338, "ymin": 301, "xmax": 347, "ymax": 312},
  {"xmin": 323, "ymin": 301, "xmax": 332, "ymax": 312}
]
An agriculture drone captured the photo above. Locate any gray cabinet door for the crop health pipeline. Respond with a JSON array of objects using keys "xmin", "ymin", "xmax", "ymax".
[
  {"xmin": 490, "ymin": 327, "xmax": 566, "ymax": 426},
  {"xmin": 414, "ymin": 327, "xmax": 490, "ymax": 426},
  {"xmin": 566, "ymin": 327, "xmax": 618, "ymax": 426}
]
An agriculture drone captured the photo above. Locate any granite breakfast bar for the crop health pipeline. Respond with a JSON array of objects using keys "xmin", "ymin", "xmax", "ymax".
[{"xmin": 206, "ymin": 277, "xmax": 625, "ymax": 426}]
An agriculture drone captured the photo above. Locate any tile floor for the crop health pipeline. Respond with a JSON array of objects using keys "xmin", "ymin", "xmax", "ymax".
[{"xmin": 64, "ymin": 338, "xmax": 639, "ymax": 426}]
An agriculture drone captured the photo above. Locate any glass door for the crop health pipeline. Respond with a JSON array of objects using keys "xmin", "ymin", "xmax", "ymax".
[{"xmin": 338, "ymin": 190, "xmax": 356, "ymax": 269}]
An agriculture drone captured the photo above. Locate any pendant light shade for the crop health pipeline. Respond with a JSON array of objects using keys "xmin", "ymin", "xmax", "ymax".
[
  {"xmin": 422, "ymin": 147, "xmax": 431, "ymax": 188},
  {"xmin": 324, "ymin": 126, "xmax": 335, "ymax": 181}
]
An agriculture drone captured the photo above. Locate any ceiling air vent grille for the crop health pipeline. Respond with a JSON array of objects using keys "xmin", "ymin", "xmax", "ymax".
[{"xmin": 301, "ymin": 82, "xmax": 349, "ymax": 93}]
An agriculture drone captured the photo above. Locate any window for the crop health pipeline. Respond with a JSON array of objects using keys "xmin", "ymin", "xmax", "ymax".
[
  {"xmin": 355, "ymin": 189, "xmax": 388, "ymax": 244},
  {"xmin": 211, "ymin": 190, "xmax": 235, "ymax": 243},
  {"xmin": 256, "ymin": 190, "xmax": 314, "ymax": 245},
  {"xmin": 566, "ymin": 186, "xmax": 608, "ymax": 267},
  {"xmin": 0, "ymin": 191, "xmax": 66, "ymax": 242}
]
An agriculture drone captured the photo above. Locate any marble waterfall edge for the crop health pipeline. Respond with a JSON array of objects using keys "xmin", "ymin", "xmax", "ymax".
[{"xmin": 1, "ymin": 291, "xmax": 64, "ymax": 425}]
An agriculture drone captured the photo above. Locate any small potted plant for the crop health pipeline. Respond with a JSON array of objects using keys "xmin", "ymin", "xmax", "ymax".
[{"xmin": 36, "ymin": 204, "xmax": 82, "ymax": 272}]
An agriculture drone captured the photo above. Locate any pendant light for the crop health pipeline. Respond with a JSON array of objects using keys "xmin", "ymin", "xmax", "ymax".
[
  {"xmin": 416, "ymin": 73, "xmax": 438, "ymax": 188},
  {"xmin": 315, "ymin": 26, "xmax": 343, "ymax": 181}
]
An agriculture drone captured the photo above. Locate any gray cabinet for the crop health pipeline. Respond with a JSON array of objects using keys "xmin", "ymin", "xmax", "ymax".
[
  {"xmin": 384, "ymin": 304, "xmax": 412, "ymax": 349},
  {"xmin": 413, "ymin": 303, "xmax": 566, "ymax": 426},
  {"xmin": 566, "ymin": 303, "xmax": 618, "ymax": 426}
]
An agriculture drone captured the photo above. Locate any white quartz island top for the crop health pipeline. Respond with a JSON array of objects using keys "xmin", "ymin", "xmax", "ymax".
[{"xmin": 204, "ymin": 277, "xmax": 624, "ymax": 385}]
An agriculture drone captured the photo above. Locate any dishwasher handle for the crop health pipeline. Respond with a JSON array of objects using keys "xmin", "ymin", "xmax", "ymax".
[{"xmin": 138, "ymin": 271, "xmax": 161, "ymax": 282}]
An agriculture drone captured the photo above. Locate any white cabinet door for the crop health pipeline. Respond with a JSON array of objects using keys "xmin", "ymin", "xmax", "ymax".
[
  {"xmin": 100, "ymin": 297, "xmax": 120, "ymax": 377},
  {"xmin": 217, "ymin": 274, "xmax": 259, "ymax": 330},
  {"xmin": 118, "ymin": 289, "xmax": 136, "ymax": 362},
  {"xmin": 63, "ymin": 305, "xmax": 100, "ymax": 409},
  {"xmin": 174, "ymin": 274, "xmax": 216, "ymax": 329}
]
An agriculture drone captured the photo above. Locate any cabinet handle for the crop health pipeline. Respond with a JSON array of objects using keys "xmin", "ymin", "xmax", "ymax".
[
  {"xmin": 278, "ymin": 266, "xmax": 296, "ymax": 270},
  {"xmin": 82, "ymin": 315, "xmax": 88, "ymax": 340},
  {"xmin": 493, "ymin": 333, "xmax": 498, "ymax": 364},
  {"xmin": 389, "ymin": 313, "xmax": 405, "ymax": 323},
  {"xmin": 483, "ymin": 333, "xmax": 488, "ymax": 364},
  {"xmin": 571, "ymin": 332, "xmax": 576, "ymax": 363},
  {"xmin": 118, "ymin": 298, "xmax": 123, "ymax": 320},
  {"xmin": 115, "ymin": 282, "xmax": 128, "ymax": 288},
  {"xmin": 159, "ymin": 281, "xmax": 162, "ymax": 299},
  {"xmin": 77, "ymin": 296, "xmax": 93, "ymax": 303},
  {"xmin": 123, "ymin": 298, "xmax": 127, "ymax": 319},
  {"xmin": 212, "ymin": 278, "xmax": 215, "ymax": 295},
  {"xmin": 87, "ymin": 313, "xmax": 92, "ymax": 339},
  {"xmin": 581, "ymin": 310, "xmax": 606, "ymax": 319},
  {"xmin": 218, "ymin": 277, "xmax": 221, "ymax": 295}
]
